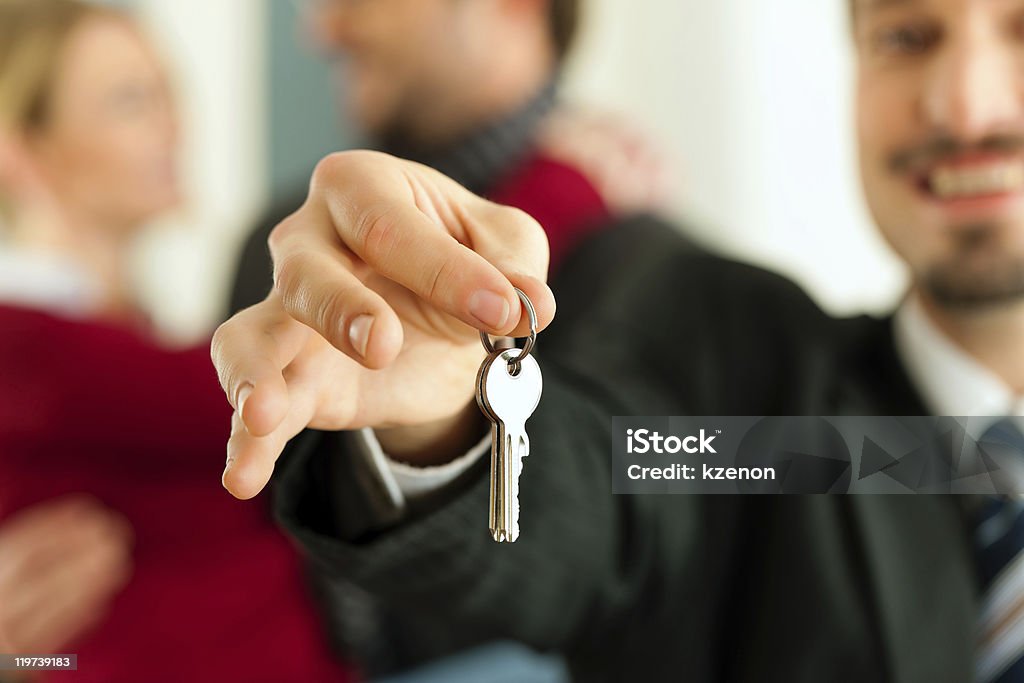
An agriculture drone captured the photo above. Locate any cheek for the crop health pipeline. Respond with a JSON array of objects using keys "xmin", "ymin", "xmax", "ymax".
[
  {"xmin": 857, "ymin": 76, "xmax": 917, "ymax": 208},
  {"xmin": 357, "ymin": 3, "xmax": 431, "ymax": 64},
  {"xmin": 85, "ymin": 132, "xmax": 152, "ymax": 195},
  {"xmin": 855, "ymin": 74, "xmax": 929, "ymax": 261},
  {"xmin": 378, "ymin": 2, "xmax": 464, "ymax": 81},
  {"xmin": 347, "ymin": 15, "xmax": 451, "ymax": 116},
  {"xmin": 39, "ymin": 134, "xmax": 116, "ymax": 205},
  {"xmin": 48, "ymin": 122, "xmax": 177, "ymax": 219},
  {"xmin": 856, "ymin": 77, "xmax": 894, "ymax": 179},
  {"xmin": 345, "ymin": 14, "xmax": 420, "ymax": 92}
]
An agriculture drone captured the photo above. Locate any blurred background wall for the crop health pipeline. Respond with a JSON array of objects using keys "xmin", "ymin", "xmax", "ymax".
[
  {"xmin": 87, "ymin": 0, "xmax": 907, "ymax": 340},
  {"xmin": 123, "ymin": 0, "xmax": 267, "ymax": 339}
]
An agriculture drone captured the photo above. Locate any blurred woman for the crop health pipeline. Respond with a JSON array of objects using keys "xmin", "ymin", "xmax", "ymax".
[{"xmin": 0, "ymin": 1, "xmax": 354, "ymax": 681}]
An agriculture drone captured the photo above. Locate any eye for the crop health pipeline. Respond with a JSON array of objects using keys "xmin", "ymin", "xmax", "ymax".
[
  {"xmin": 872, "ymin": 22, "xmax": 941, "ymax": 57},
  {"xmin": 106, "ymin": 83, "xmax": 152, "ymax": 115}
]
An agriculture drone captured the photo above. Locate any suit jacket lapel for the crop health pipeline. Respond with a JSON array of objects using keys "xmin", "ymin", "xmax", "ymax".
[
  {"xmin": 837, "ymin": 316, "xmax": 977, "ymax": 682},
  {"xmin": 847, "ymin": 496, "xmax": 976, "ymax": 682}
]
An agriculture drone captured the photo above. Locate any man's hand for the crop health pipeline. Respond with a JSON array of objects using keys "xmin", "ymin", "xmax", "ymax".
[
  {"xmin": 537, "ymin": 106, "xmax": 674, "ymax": 214},
  {"xmin": 0, "ymin": 496, "xmax": 134, "ymax": 655},
  {"xmin": 212, "ymin": 151, "xmax": 555, "ymax": 500}
]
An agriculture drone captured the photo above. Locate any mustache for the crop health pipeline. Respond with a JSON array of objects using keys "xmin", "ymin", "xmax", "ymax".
[{"xmin": 888, "ymin": 134, "xmax": 1024, "ymax": 174}]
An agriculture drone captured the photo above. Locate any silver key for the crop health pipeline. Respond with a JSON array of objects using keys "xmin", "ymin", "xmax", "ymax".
[{"xmin": 477, "ymin": 348, "xmax": 543, "ymax": 542}]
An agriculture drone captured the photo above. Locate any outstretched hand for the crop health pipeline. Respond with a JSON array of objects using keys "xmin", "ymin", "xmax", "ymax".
[{"xmin": 212, "ymin": 151, "xmax": 555, "ymax": 499}]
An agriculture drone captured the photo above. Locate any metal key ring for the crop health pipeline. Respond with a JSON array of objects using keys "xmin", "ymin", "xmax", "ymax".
[{"xmin": 479, "ymin": 288, "xmax": 537, "ymax": 371}]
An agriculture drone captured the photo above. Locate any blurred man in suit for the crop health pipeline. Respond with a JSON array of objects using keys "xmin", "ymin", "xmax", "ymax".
[
  {"xmin": 212, "ymin": 0, "xmax": 1024, "ymax": 680},
  {"xmin": 231, "ymin": 0, "xmax": 668, "ymax": 315}
]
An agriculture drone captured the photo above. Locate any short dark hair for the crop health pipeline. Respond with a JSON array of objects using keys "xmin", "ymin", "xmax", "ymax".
[{"xmin": 549, "ymin": 0, "xmax": 581, "ymax": 62}]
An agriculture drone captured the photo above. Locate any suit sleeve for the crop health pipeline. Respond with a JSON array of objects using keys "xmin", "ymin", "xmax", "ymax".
[
  {"xmin": 272, "ymin": 362, "xmax": 705, "ymax": 651},
  {"xmin": 270, "ymin": 213, "xmax": 831, "ymax": 657}
]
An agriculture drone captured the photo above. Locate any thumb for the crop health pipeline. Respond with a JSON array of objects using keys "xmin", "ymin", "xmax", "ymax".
[
  {"xmin": 484, "ymin": 272, "xmax": 554, "ymax": 341},
  {"xmin": 465, "ymin": 200, "xmax": 556, "ymax": 339}
]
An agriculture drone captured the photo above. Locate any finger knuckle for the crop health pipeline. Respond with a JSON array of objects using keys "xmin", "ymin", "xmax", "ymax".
[
  {"xmin": 352, "ymin": 204, "xmax": 402, "ymax": 262},
  {"xmin": 267, "ymin": 214, "xmax": 300, "ymax": 262},
  {"xmin": 311, "ymin": 149, "xmax": 384, "ymax": 188},
  {"xmin": 313, "ymin": 288, "xmax": 352, "ymax": 342},
  {"xmin": 506, "ymin": 206, "xmax": 543, "ymax": 239},
  {"xmin": 503, "ymin": 206, "xmax": 549, "ymax": 264},
  {"xmin": 210, "ymin": 323, "xmax": 234, "ymax": 377},
  {"xmin": 210, "ymin": 321, "xmax": 230, "ymax": 362},
  {"xmin": 262, "ymin": 316, "xmax": 295, "ymax": 345},
  {"xmin": 310, "ymin": 152, "xmax": 348, "ymax": 187},
  {"xmin": 272, "ymin": 253, "xmax": 304, "ymax": 306},
  {"xmin": 210, "ymin": 324, "xmax": 245, "ymax": 400},
  {"xmin": 275, "ymin": 254, "xmax": 343, "ymax": 341},
  {"xmin": 425, "ymin": 252, "xmax": 460, "ymax": 304}
]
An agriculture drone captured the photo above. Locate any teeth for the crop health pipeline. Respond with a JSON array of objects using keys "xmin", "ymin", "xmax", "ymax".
[{"xmin": 930, "ymin": 163, "xmax": 1024, "ymax": 199}]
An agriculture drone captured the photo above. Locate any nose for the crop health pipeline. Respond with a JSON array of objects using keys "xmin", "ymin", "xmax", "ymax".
[{"xmin": 920, "ymin": 26, "xmax": 1024, "ymax": 141}]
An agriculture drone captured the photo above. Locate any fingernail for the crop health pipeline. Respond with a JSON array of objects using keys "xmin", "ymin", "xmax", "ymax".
[
  {"xmin": 237, "ymin": 383, "xmax": 253, "ymax": 414},
  {"xmin": 348, "ymin": 314, "xmax": 374, "ymax": 358},
  {"xmin": 468, "ymin": 290, "xmax": 510, "ymax": 330}
]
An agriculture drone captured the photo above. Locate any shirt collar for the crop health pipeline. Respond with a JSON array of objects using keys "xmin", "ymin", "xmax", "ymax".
[
  {"xmin": 894, "ymin": 293, "xmax": 1024, "ymax": 421},
  {"xmin": 0, "ymin": 247, "xmax": 103, "ymax": 318},
  {"xmin": 378, "ymin": 79, "xmax": 558, "ymax": 195}
]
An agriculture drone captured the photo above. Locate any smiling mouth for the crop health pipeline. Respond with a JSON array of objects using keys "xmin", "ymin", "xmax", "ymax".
[{"xmin": 923, "ymin": 160, "xmax": 1024, "ymax": 200}]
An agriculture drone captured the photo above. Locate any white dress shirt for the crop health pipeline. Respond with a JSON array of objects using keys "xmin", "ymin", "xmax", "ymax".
[
  {"xmin": 894, "ymin": 293, "xmax": 1024, "ymax": 491},
  {"xmin": 894, "ymin": 294, "xmax": 1024, "ymax": 423},
  {"xmin": 348, "ymin": 428, "xmax": 491, "ymax": 511},
  {"xmin": 0, "ymin": 247, "xmax": 103, "ymax": 316}
]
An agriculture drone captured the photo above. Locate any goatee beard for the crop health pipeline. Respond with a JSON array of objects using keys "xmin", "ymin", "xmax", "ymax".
[{"xmin": 924, "ymin": 223, "xmax": 1024, "ymax": 309}]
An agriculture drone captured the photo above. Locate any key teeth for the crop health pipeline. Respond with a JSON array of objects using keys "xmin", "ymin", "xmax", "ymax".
[
  {"xmin": 513, "ymin": 494, "xmax": 521, "ymax": 542},
  {"xmin": 490, "ymin": 528, "xmax": 520, "ymax": 543}
]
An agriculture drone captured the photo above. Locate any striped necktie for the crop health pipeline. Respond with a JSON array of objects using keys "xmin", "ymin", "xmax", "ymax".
[{"xmin": 974, "ymin": 419, "xmax": 1024, "ymax": 683}]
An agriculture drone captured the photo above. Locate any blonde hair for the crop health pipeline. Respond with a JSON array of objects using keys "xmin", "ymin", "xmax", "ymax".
[
  {"xmin": 0, "ymin": 0, "xmax": 120, "ymax": 132},
  {"xmin": 0, "ymin": 0, "xmax": 120, "ymax": 227}
]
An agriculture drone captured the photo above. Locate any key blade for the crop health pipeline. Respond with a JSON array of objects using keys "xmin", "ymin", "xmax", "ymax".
[
  {"xmin": 488, "ymin": 428, "xmax": 524, "ymax": 543},
  {"xmin": 488, "ymin": 425, "xmax": 507, "ymax": 541},
  {"xmin": 489, "ymin": 426, "xmax": 518, "ymax": 542},
  {"xmin": 504, "ymin": 429, "xmax": 518, "ymax": 542},
  {"xmin": 508, "ymin": 430, "xmax": 528, "ymax": 542}
]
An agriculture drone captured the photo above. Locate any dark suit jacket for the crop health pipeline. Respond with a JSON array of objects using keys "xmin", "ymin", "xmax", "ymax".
[{"xmin": 267, "ymin": 214, "xmax": 979, "ymax": 682}]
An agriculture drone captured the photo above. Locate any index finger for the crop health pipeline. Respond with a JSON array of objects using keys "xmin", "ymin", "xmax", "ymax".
[
  {"xmin": 211, "ymin": 297, "xmax": 311, "ymax": 437},
  {"xmin": 303, "ymin": 151, "xmax": 555, "ymax": 336}
]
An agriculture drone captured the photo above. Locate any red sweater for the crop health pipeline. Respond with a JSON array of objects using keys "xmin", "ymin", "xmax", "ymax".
[
  {"xmin": 0, "ymin": 151, "xmax": 607, "ymax": 683},
  {"xmin": 488, "ymin": 152, "xmax": 609, "ymax": 274},
  {"xmin": 0, "ymin": 307, "xmax": 353, "ymax": 683}
]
